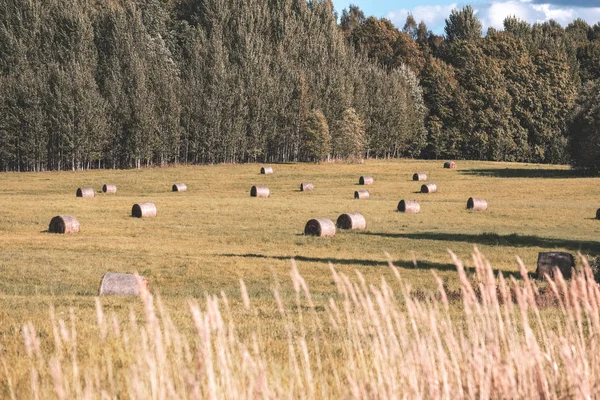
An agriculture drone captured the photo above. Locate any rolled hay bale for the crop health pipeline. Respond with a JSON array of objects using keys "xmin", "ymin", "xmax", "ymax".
[
  {"xmin": 76, "ymin": 187, "xmax": 95, "ymax": 198},
  {"xmin": 354, "ymin": 190, "xmax": 369, "ymax": 200},
  {"xmin": 304, "ymin": 218, "xmax": 336, "ymax": 237},
  {"xmin": 421, "ymin": 183, "xmax": 437, "ymax": 193},
  {"xmin": 398, "ymin": 200, "xmax": 420, "ymax": 213},
  {"xmin": 336, "ymin": 213, "xmax": 366, "ymax": 231},
  {"xmin": 49, "ymin": 215, "xmax": 80, "ymax": 234},
  {"xmin": 359, "ymin": 176, "xmax": 374, "ymax": 185},
  {"xmin": 250, "ymin": 185, "xmax": 270, "ymax": 198},
  {"xmin": 132, "ymin": 202, "xmax": 157, "ymax": 218},
  {"xmin": 172, "ymin": 183, "xmax": 187, "ymax": 192},
  {"xmin": 300, "ymin": 182, "xmax": 314, "ymax": 192},
  {"xmin": 98, "ymin": 272, "xmax": 149, "ymax": 296},
  {"xmin": 536, "ymin": 252, "xmax": 575, "ymax": 280},
  {"xmin": 467, "ymin": 197, "xmax": 487, "ymax": 211},
  {"xmin": 444, "ymin": 161, "xmax": 457, "ymax": 169},
  {"xmin": 261, "ymin": 166, "xmax": 273, "ymax": 175},
  {"xmin": 413, "ymin": 172, "xmax": 427, "ymax": 181},
  {"xmin": 102, "ymin": 184, "xmax": 117, "ymax": 194}
]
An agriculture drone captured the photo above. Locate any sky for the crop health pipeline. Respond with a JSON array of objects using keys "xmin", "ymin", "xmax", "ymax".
[{"xmin": 332, "ymin": 0, "xmax": 600, "ymax": 33}]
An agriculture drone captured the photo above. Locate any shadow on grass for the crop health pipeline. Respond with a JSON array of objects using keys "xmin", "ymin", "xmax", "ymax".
[
  {"xmin": 362, "ymin": 232, "xmax": 600, "ymax": 254},
  {"xmin": 460, "ymin": 168, "xmax": 582, "ymax": 179},
  {"xmin": 220, "ymin": 253, "xmax": 525, "ymax": 279}
]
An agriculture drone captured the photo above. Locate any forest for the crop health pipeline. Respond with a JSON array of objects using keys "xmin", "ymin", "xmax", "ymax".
[{"xmin": 0, "ymin": 0, "xmax": 599, "ymax": 171}]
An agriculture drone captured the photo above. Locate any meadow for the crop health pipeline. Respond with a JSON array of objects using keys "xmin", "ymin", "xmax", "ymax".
[{"xmin": 1, "ymin": 159, "xmax": 600, "ymax": 398}]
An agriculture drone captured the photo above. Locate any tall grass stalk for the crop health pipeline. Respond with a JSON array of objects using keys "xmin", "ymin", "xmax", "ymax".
[{"xmin": 14, "ymin": 249, "xmax": 600, "ymax": 398}]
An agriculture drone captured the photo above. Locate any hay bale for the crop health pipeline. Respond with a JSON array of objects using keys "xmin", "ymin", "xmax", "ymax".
[
  {"xmin": 359, "ymin": 176, "xmax": 374, "ymax": 185},
  {"xmin": 413, "ymin": 172, "xmax": 427, "ymax": 181},
  {"xmin": 300, "ymin": 182, "xmax": 314, "ymax": 191},
  {"xmin": 132, "ymin": 202, "xmax": 157, "ymax": 218},
  {"xmin": 76, "ymin": 188, "xmax": 95, "ymax": 198},
  {"xmin": 261, "ymin": 166, "xmax": 273, "ymax": 175},
  {"xmin": 444, "ymin": 161, "xmax": 457, "ymax": 169},
  {"xmin": 102, "ymin": 184, "xmax": 117, "ymax": 194},
  {"xmin": 172, "ymin": 183, "xmax": 187, "ymax": 192},
  {"xmin": 421, "ymin": 183, "xmax": 437, "ymax": 193},
  {"xmin": 467, "ymin": 197, "xmax": 487, "ymax": 211},
  {"xmin": 354, "ymin": 190, "xmax": 369, "ymax": 200},
  {"xmin": 304, "ymin": 218, "xmax": 336, "ymax": 237},
  {"xmin": 336, "ymin": 213, "xmax": 366, "ymax": 230},
  {"xmin": 98, "ymin": 272, "xmax": 149, "ymax": 296},
  {"xmin": 251, "ymin": 185, "xmax": 270, "ymax": 198},
  {"xmin": 49, "ymin": 215, "xmax": 80, "ymax": 234},
  {"xmin": 536, "ymin": 252, "xmax": 575, "ymax": 280},
  {"xmin": 398, "ymin": 200, "xmax": 420, "ymax": 213}
]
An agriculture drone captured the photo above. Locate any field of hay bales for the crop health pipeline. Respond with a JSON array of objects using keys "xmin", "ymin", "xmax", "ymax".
[{"xmin": 1, "ymin": 159, "xmax": 600, "ymax": 397}]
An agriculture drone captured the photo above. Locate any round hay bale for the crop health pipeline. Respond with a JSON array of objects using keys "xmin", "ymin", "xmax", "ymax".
[
  {"xmin": 304, "ymin": 218, "xmax": 336, "ymax": 237},
  {"xmin": 76, "ymin": 187, "xmax": 95, "ymax": 198},
  {"xmin": 359, "ymin": 176, "xmax": 374, "ymax": 185},
  {"xmin": 354, "ymin": 190, "xmax": 369, "ymax": 200},
  {"xmin": 536, "ymin": 252, "xmax": 575, "ymax": 280},
  {"xmin": 421, "ymin": 183, "xmax": 437, "ymax": 193},
  {"xmin": 132, "ymin": 202, "xmax": 157, "ymax": 218},
  {"xmin": 49, "ymin": 215, "xmax": 80, "ymax": 234},
  {"xmin": 251, "ymin": 186, "xmax": 270, "ymax": 198},
  {"xmin": 467, "ymin": 197, "xmax": 487, "ymax": 211},
  {"xmin": 444, "ymin": 161, "xmax": 457, "ymax": 169},
  {"xmin": 98, "ymin": 272, "xmax": 149, "ymax": 296},
  {"xmin": 596, "ymin": 208, "xmax": 600, "ymax": 220},
  {"xmin": 261, "ymin": 166, "xmax": 273, "ymax": 175},
  {"xmin": 336, "ymin": 213, "xmax": 366, "ymax": 230},
  {"xmin": 172, "ymin": 183, "xmax": 187, "ymax": 192},
  {"xmin": 398, "ymin": 200, "xmax": 420, "ymax": 213},
  {"xmin": 102, "ymin": 184, "xmax": 117, "ymax": 194},
  {"xmin": 412, "ymin": 172, "xmax": 427, "ymax": 181},
  {"xmin": 300, "ymin": 182, "xmax": 314, "ymax": 192}
]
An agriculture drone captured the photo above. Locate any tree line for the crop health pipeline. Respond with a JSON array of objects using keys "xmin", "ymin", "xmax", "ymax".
[
  {"xmin": 343, "ymin": 5, "xmax": 600, "ymax": 170},
  {"xmin": 1, "ymin": 1, "xmax": 599, "ymax": 172},
  {"xmin": 0, "ymin": 0, "xmax": 425, "ymax": 171}
]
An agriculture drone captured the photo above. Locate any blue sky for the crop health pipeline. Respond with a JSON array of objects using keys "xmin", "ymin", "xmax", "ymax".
[{"xmin": 331, "ymin": 0, "xmax": 600, "ymax": 33}]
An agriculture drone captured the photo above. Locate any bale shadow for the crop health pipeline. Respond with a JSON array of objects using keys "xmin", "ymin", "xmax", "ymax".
[
  {"xmin": 362, "ymin": 232, "xmax": 600, "ymax": 254},
  {"xmin": 460, "ymin": 168, "xmax": 582, "ymax": 179},
  {"xmin": 220, "ymin": 252, "xmax": 524, "ymax": 279}
]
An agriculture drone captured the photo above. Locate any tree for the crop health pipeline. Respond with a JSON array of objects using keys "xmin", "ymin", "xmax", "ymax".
[
  {"xmin": 340, "ymin": 5, "xmax": 365, "ymax": 39},
  {"xmin": 301, "ymin": 109, "xmax": 331, "ymax": 162},
  {"xmin": 568, "ymin": 79, "xmax": 600, "ymax": 173},
  {"xmin": 332, "ymin": 108, "xmax": 365, "ymax": 160},
  {"xmin": 444, "ymin": 6, "xmax": 482, "ymax": 42},
  {"xmin": 403, "ymin": 14, "xmax": 418, "ymax": 40}
]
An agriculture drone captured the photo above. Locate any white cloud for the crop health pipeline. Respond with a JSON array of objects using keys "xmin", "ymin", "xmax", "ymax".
[{"xmin": 386, "ymin": 1, "xmax": 600, "ymax": 34}]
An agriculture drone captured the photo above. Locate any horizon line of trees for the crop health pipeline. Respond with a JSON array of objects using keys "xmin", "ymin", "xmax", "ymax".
[
  {"xmin": 1, "ymin": 0, "xmax": 600, "ymax": 172},
  {"xmin": 0, "ymin": 0, "xmax": 426, "ymax": 171},
  {"xmin": 342, "ymin": 5, "xmax": 600, "ymax": 170}
]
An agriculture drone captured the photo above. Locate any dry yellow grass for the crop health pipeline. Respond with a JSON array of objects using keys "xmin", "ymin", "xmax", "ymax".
[{"xmin": 0, "ymin": 160, "xmax": 599, "ymax": 397}]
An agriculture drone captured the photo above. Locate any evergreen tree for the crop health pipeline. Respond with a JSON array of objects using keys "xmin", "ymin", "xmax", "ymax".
[
  {"xmin": 301, "ymin": 109, "xmax": 331, "ymax": 162},
  {"xmin": 444, "ymin": 6, "xmax": 482, "ymax": 42},
  {"xmin": 332, "ymin": 108, "xmax": 365, "ymax": 160}
]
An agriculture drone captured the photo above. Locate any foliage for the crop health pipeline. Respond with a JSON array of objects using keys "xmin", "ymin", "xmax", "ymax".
[
  {"xmin": 300, "ymin": 109, "xmax": 331, "ymax": 162},
  {"xmin": 332, "ymin": 107, "xmax": 365, "ymax": 160},
  {"xmin": 569, "ymin": 79, "xmax": 600, "ymax": 172},
  {"xmin": 0, "ymin": 0, "xmax": 426, "ymax": 170}
]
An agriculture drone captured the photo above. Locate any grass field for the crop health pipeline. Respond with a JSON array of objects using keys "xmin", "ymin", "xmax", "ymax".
[{"xmin": 1, "ymin": 159, "xmax": 600, "ymax": 397}]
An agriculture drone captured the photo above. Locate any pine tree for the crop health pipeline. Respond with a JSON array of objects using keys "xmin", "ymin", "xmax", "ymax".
[
  {"xmin": 332, "ymin": 108, "xmax": 365, "ymax": 161},
  {"xmin": 301, "ymin": 109, "xmax": 331, "ymax": 162},
  {"xmin": 444, "ymin": 6, "xmax": 482, "ymax": 42}
]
